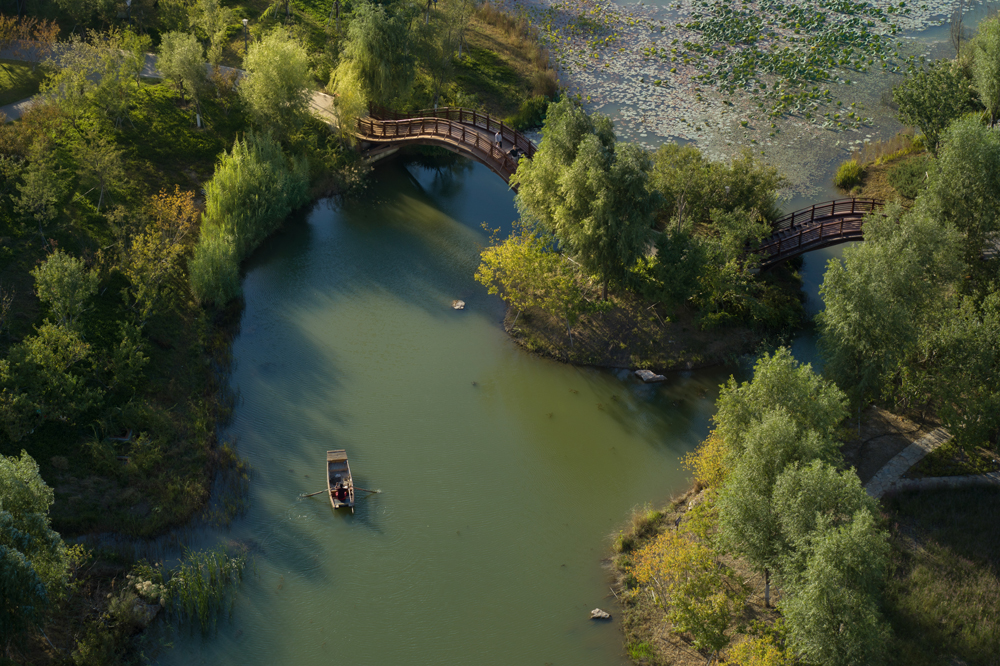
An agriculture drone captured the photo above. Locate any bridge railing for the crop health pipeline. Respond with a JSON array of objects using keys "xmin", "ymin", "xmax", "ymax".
[
  {"xmin": 369, "ymin": 105, "xmax": 537, "ymax": 160},
  {"xmin": 770, "ymin": 198, "xmax": 882, "ymax": 232},
  {"xmin": 356, "ymin": 116, "xmax": 521, "ymax": 181}
]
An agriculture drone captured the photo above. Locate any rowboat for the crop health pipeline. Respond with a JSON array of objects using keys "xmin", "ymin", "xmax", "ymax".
[{"xmin": 327, "ymin": 449, "xmax": 355, "ymax": 513}]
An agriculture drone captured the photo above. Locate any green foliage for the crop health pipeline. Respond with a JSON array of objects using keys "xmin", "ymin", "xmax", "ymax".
[
  {"xmin": 781, "ymin": 510, "xmax": 891, "ymax": 666},
  {"xmin": 189, "ymin": 132, "xmax": 309, "ymax": 304},
  {"xmin": 30, "ymin": 250, "xmax": 99, "ymax": 328},
  {"xmin": 43, "ymin": 29, "xmax": 151, "ymax": 129},
  {"xmin": 512, "ymin": 98, "xmax": 657, "ymax": 299},
  {"xmin": 475, "ymin": 222, "xmax": 591, "ymax": 339},
  {"xmin": 886, "ymin": 154, "xmax": 932, "ymax": 199},
  {"xmin": 240, "ymin": 28, "xmax": 312, "ymax": 138},
  {"xmin": 772, "ymin": 460, "xmax": 878, "ymax": 581},
  {"xmin": 0, "ymin": 451, "xmax": 70, "ymax": 648},
  {"xmin": 131, "ymin": 546, "xmax": 247, "ymax": 634},
  {"xmin": 16, "ymin": 138, "xmax": 68, "ymax": 230},
  {"xmin": 972, "ymin": 15, "xmax": 1000, "ymax": 126},
  {"xmin": 190, "ymin": 0, "xmax": 236, "ymax": 66},
  {"xmin": 650, "ymin": 144, "xmax": 785, "ymax": 230},
  {"xmin": 714, "ymin": 348, "xmax": 848, "ymax": 456},
  {"xmin": 0, "ymin": 323, "xmax": 103, "ymax": 440},
  {"xmin": 505, "ymin": 95, "xmax": 551, "ymax": 131},
  {"xmin": 818, "ymin": 205, "xmax": 966, "ymax": 407},
  {"xmin": 833, "ymin": 158, "xmax": 863, "ymax": 190},
  {"xmin": 716, "ymin": 410, "xmax": 841, "ymax": 578},
  {"xmin": 892, "ymin": 61, "xmax": 978, "ymax": 154},
  {"xmin": 917, "ymin": 115, "xmax": 1000, "ymax": 263},
  {"xmin": 158, "ymin": 31, "xmax": 209, "ymax": 124},
  {"xmin": 341, "ymin": 2, "xmax": 414, "ymax": 108}
]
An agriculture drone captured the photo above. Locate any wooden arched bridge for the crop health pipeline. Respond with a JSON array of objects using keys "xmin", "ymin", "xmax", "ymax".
[
  {"xmin": 352, "ymin": 107, "xmax": 884, "ymax": 267},
  {"xmin": 755, "ymin": 198, "xmax": 885, "ymax": 269},
  {"xmin": 356, "ymin": 107, "xmax": 537, "ymax": 187}
]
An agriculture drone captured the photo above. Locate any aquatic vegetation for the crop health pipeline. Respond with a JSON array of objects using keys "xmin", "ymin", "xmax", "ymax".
[{"xmin": 833, "ymin": 158, "xmax": 864, "ymax": 189}]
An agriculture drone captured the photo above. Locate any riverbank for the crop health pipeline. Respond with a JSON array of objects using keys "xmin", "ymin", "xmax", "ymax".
[
  {"xmin": 610, "ymin": 407, "xmax": 1000, "ymax": 665},
  {"xmin": 500, "ymin": 262, "xmax": 805, "ymax": 375}
]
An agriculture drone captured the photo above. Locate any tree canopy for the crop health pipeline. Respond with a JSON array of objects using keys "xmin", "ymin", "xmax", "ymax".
[{"xmin": 240, "ymin": 28, "xmax": 312, "ymax": 137}]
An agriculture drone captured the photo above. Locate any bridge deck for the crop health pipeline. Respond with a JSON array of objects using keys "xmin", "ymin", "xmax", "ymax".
[
  {"xmin": 756, "ymin": 198, "xmax": 884, "ymax": 269},
  {"xmin": 356, "ymin": 107, "xmax": 537, "ymax": 187}
]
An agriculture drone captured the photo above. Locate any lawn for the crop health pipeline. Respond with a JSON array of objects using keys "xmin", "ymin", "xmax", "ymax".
[
  {"xmin": 0, "ymin": 59, "xmax": 47, "ymax": 108},
  {"xmin": 885, "ymin": 487, "xmax": 1000, "ymax": 666}
]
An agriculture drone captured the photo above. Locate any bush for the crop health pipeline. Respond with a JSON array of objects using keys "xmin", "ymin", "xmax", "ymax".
[
  {"xmin": 834, "ymin": 159, "xmax": 864, "ymax": 190},
  {"xmin": 504, "ymin": 95, "xmax": 550, "ymax": 130},
  {"xmin": 887, "ymin": 154, "xmax": 933, "ymax": 199},
  {"xmin": 189, "ymin": 132, "xmax": 309, "ymax": 305}
]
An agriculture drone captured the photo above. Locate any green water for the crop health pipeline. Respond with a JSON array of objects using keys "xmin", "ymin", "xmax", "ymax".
[{"xmin": 158, "ymin": 157, "xmax": 736, "ymax": 665}]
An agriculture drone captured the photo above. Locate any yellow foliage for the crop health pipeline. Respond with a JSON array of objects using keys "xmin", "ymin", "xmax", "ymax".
[
  {"xmin": 119, "ymin": 187, "xmax": 199, "ymax": 322},
  {"xmin": 682, "ymin": 430, "xmax": 729, "ymax": 489},
  {"xmin": 629, "ymin": 530, "xmax": 738, "ymax": 652},
  {"xmin": 727, "ymin": 635, "xmax": 794, "ymax": 666}
]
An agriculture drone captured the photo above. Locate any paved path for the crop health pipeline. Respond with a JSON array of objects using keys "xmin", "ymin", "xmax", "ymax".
[{"xmin": 864, "ymin": 427, "xmax": 1000, "ymax": 498}]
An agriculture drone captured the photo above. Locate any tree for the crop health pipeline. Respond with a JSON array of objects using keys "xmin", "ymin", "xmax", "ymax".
[
  {"xmin": 781, "ymin": 510, "xmax": 891, "ymax": 666},
  {"xmin": 191, "ymin": 0, "xmax": 235, "ymax": 66},
  {"xmin": 716, "ymin": 410, "xmax": 841, "ymax": 607},
  {"xmin": 158, "ymin": 31, "xmax": 209, "ymax": 128},
  {"xmin": 630, "ymin": 530, "xmax": 741, "ymax": 655},
  {"xmin": 818, "ymin": 206, "xmax": 966, "ymax": 410},
  {"xmin": 512, "ymin": 99, "xmax": 657, "ymax": 299},
  {"xmin": 771, "ymin": 460, "xmax": 878, "ymax": 583},
  {"xmin": 341, "ymin": 2, "xmax": 415, "ymax": 108},
  {"xmin": 728, "ymin": 635, "xmax": 794, "ymax": 666},
  {"xmin": 972, "ymin": 15, "xmax": 1000, "ymax": 125},
  {"xmin": 475, "ymin": 222, "xmax": 590, "ymax": 342},
  {"xmin": 0, "ymin": 451, "xmax": 70, "ymax": 653},
  {"xmin": 189, "ymin": 133, "xmax": 309, "ymax": 304},
  {"xmin": 29, "ymin": 250, "xmax": 99, "ymax": 328},
  {"xmin": 15, "ymin": 139, "xmax": 67, "ymax": 238},
  {"xmin": 916, "ymin": 116, "xmax": 1000, "ymax": 263},
  {"xmin": 239, "ymin": 28, "xmax": 312, "ymax": 137},
  {"xmin": 892, "ymin": 61, "xmax": 978, "ymax": 153},
  {"xmin": 117, "ymin": 187, "xmax": 199, "ymax": 324},
  {"xmin": 71, "ymin": 128, "xmax": 128, "ymax": 212},
  {"xmin": 713, "ymin": 347, "xmax": 848, "ymax": 458}
]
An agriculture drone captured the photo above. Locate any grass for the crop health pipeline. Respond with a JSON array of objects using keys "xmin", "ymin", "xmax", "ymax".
[
  {"xmin": 907, "ymin": 438, "xmax": 1000, "ymax": 478},
  {"xmin": 0, "ymin": 59, "xmax": 47, "ymax": 108},
  {"xmin": 833, "ymin": 159, "xmax": 864, "ymax": 191},
  {"xmin": 884, "ymin": 488, "xmax": 1000, "ymax": 666}
]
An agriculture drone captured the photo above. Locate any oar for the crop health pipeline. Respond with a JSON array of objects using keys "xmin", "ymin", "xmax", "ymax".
[
  {"xmin": 301, "ymin": 488, "xmax": 330, "ymax": 498},
  {"xmin": 354, "ymin": 487, "xmax": 381, "ymax": 494}
]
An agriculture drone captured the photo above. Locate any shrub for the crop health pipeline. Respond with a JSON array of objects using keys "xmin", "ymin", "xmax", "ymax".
[
  {"xmin": 189, "ymin": 132, "xmax": 309, "ymax": 305},
  {"xmin": 887, "ymin": 154, "xmax": 933, "ymax": 199},
  {"xmin": 505, "ymin": 95, "xmax": 550, "ymax": 130},
  {"xmin": 834, "ymin": 159, "xmax": 864, "ymax": 190}
]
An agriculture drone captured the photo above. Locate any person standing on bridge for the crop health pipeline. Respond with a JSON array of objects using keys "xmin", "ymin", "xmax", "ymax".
[{"xmin": 495, "ymin": 130, "xmax": 502, "ymax": 148}]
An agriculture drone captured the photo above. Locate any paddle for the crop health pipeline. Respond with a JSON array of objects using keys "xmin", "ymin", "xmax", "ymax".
[
  {"xmin": 354, "ymin": 487, "xmax": 381, "ymax": 494},
  {"xmin": 301, "ymin": 488, "xmax": 330, "ymax": 498}
]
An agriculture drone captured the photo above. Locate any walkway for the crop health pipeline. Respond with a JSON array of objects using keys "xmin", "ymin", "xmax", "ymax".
[
  {"xmin": 864, "ymin": 427, "xmax": 1000, "ymax": 498},
  {"xmin": 357, "ymin": 107, "xmax": 537, "ymax": 186},
  {"xmin": 755, "ymin": 198, "xmax": 884, "ymax": 269}
]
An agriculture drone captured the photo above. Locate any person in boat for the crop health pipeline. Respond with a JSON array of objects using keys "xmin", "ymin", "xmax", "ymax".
[{"xmin": 336, "ymin": 483, "xmax": 348, "ymax": 503}]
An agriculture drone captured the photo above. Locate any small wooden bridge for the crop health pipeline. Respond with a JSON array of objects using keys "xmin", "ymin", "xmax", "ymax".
[
  {"xmin": 755, "ymin": 198, "xmax": 885, "ymax": 269},
  {"xmin": 356, "ymin": 107, "xmax": 537, "ymax": 186}
]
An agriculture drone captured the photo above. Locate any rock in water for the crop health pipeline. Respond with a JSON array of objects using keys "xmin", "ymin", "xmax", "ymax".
[
  {"xmin": 634, "ymin": 369, "xmax": 666, "ymax": 383},
  {"xmin": 590, "ymin": 608, "xmax": 611, "ymax": 620},
  {"xmin": 452, "ymin": 300, "xmax": 465, "ymax": 310}
]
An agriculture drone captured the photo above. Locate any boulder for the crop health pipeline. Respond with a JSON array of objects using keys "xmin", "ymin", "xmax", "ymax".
[
  {"xmin": 452, "ymin": 300, "xmax": 466, "ymax": 310},
  {"xmin": 634, "ymin": 369, "xmax": 666, "ymax": 383},
  {"xmin": 590, "ymin": 608, "xmax": 611, "ymax": 620}
]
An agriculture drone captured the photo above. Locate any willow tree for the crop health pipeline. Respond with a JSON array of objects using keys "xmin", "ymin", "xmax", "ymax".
[
  {"xmin": 341, "ymin": 2, "xmax": 414, "ymax": 108},
  {"xmin": 512, "ymin": 98, "xmax": 657, "ymax": 300},
  {"xmin": 240, "ymin": 28, "xmax": 312, "ymax": 138},
  {"xmin": 158, "ymin": 31, "xmax": 209, "ymax": 127},
  {"xmin": 973, "ymin": 15, "xmax": 1000, "ymax": 126},
  {"xmin": 0, "ymin": 451, "xmax": 71, "ymax": 652}
]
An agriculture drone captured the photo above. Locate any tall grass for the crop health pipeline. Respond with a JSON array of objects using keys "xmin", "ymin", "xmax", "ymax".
[
  {"xmin": 189, "ymin": 132, "xmax": 309, "ymax": 305},
  {"xmin": 849, "ymin": 130, "xmax": 923, "ymax": 167},
  {"xmin": 476, "ymin": 2, "xmax": 557, "ymax": 98}
]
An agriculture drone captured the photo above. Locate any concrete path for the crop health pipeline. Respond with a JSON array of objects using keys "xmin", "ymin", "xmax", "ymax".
[{"xmin": 865, "ymin": 427, "xmax": 1000, "ymax": 498}]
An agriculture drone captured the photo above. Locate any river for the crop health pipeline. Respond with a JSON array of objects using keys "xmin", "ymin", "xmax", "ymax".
[{"xmin": 153, "ymin": 144, "xmax": 859, "ymax": 664}]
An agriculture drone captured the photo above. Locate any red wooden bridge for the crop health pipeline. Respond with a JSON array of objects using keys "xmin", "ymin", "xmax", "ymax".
[
  {"xmin": 754, "ymin": 198, "xmax": 885, "ymax": 269},
  {"xmin": 356, "ymin": 107, "xmax": 537, "ymax": 186}
]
